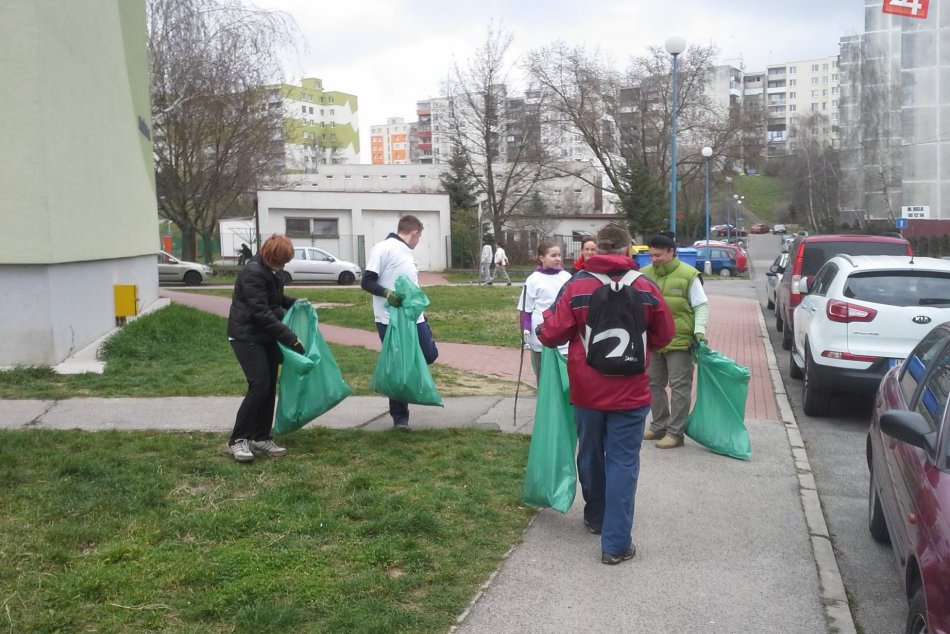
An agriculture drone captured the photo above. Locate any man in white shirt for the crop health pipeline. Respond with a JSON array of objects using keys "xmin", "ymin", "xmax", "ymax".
[
  {"xmin": 360, "ymin": 215, "xmax": 439, "ymax": 429},
  {"xmin": 493, "ymin": 242, "xmax": 511, "ymax": 286},
  {"xmin": 480, "ymin": 241, "xmax": 494, "ymax": 285}
]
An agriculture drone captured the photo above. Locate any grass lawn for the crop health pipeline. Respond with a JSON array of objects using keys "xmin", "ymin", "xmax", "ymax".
[
  {"xmin": 731, "ymin": 175, "xmax": 789, "ymax": 224},
  {"xmin": 0, "ymin": 427, "xmax": 534, "ymax": 633},
  {"xmin": 0, "ymin": 304, "xmax": 522, "ymax": 399},
  {"xmin": 193, "ymin": 285, "xmax": 526, "ymax": 349}
]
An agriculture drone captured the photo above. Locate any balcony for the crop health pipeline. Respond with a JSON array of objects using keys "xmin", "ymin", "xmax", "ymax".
[
  {"xmin": 417, "ymin": 142, "xmax": 432, "ymax": 150},
  {"xmin": 417, "ymin": 108, "xmax": 431, "ymax": 116},
  {"xmin": 415, "ymin": 129, "xmax": 432, "ymax": 139}
]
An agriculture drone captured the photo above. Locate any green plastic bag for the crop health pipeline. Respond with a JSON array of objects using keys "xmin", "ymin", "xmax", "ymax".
[
  {"xmin": 369, "ymin": 276, "xmax": 443, "ymax": 406},
  {"xmin": 274, "ymin": 301, "xmax": 353, "ymax": 434},
  {"xmin": 684, "ymin": 342, "xmax": 752, "ymax": 460},
  {"xmin": 522, "ymin": 347, "xmax": 577, "ymax": 513}
]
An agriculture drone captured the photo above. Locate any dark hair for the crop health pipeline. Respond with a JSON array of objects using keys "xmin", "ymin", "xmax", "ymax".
[
  {"xmin": 259, "ymin": 234, "xmax": 294, "ymax": 267},
  {"xmin": 581, "ymin": 237, "xmax": 597, "ymax": 248},
  {"xmin": 647, "ymin": 234, "xmax": 676, "ymax": 250},
  {"xmin": 537, "ymin": 240, "xmax": 559, "ymax": 262},
  {"xmin": 397, "ymin": 215, "xmax": 424, "ymax": 234},
  {"xmin": 596, "ymin": 224, "xmax": 631, "ymax": 253}
]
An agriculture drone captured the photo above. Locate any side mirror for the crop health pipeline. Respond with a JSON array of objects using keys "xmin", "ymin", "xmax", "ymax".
[
  {"xmin": 797, "ymin": 278, "xmax": 810, "ymax": 294},
  {"xmin": 327, "ymin": 256, "xmax": 336, "ymax": 262},
  {"xmin": 769, "ymin": 264, "xmax": 779, "ymax": 273},
  {"xmin": 880, "ymin": 410, "xmax": 937, "ymax": 456}
]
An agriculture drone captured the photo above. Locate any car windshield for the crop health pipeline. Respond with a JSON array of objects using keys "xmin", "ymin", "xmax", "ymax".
[
  {"xmin": 844, "ymin": 271, "xmax": 950, "ymax": 307},
  {"xmin": 801, "ymin": 241, "xmax": 908, "ymax": 276}
]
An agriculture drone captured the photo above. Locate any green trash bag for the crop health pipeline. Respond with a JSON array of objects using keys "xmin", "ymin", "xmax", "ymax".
[
  {"xmin": 522, "ymin": 347, "xmax": 577, "ymax": 513},
  {"xmin": 369, "ymin": 276, "xmax": 443, "ymax": 406},
  {"xmin": 274, "ymin": 301, "xmax": 353, "ymax": 434},
  {"xmin": 684, "ymin": 342, "xmax": 752, "ymax": 460}
]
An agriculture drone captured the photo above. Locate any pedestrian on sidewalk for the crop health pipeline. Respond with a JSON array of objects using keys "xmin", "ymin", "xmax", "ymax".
[
  {"xmin": 226, "ymin": 234, "xmax": 305, "ymax": 463},
  {"xmin": 237, "ymin": 242, "xmax": 252, "ymax": 266},
  {"xmin": 538, "ymin": 224, "xmax": 674, "ymax": 564},
  {"xmin": 518, "ymin": 241, "xmax": 571, "ymax": 380},
  {"xmin": 571, "ymin": 237, "xmax": 597, "ymax": 273},
  {"xmin": 361, "ymin": 215, "xmax": 439, "ymax": 430},
  {"xmin": 493, "ymin": 242, "xmax": 511, "ymax": 286},
  {"xmin": 641, "ymin": 233, "xmax": 710, "ymax": 449},
  {"xmin": 480, "ymin": 240, "xmax": 494, "ymax": 285}
]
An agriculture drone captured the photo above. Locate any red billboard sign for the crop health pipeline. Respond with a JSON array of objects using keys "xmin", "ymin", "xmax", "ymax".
[{"xmin": 883, "ymin": 0, "xmax": 929, "ymax": 19}]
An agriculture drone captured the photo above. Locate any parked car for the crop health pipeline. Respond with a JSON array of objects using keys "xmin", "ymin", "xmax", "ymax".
[
  {"xmin": 774, "ymin": 234, "xmax": 913, "ymax": 351},
  {"xmin": 773, "ymin": 223, "xmax": 787, "ymax": 235},
  {"xmin": 281, "ymin": 247, "xmax": 362, "ymax": 285},
  {"xmin": 715, "ymin": 224, "xmax": 748, "ymax": 237},
  {"xmin": 157, "ymin": 251, "xmax": 213, "ymax": 286},
  {"xmin": 788, "ymin": 255, "xmax": 950, "ymax": 416},
  {"xmin": 692, "ymin": 239, "xmax": 728, "ymax": 247},
  {"xmin": 694, "ymin": 244, "xmax": 748, "ymax": 277},
  {"xmin": 780, "ymin": 235, "xmax": 795, "ymax": 252},
  {"xmin": 750, "ymin": 223, "xmax": 769, "ymax": 234},
  {"xmin": 765, "ymin": 252, "xmax": 789, "ymax": 310},
  {"xmin": 867, "ymin": 321, "xmax": 950, "ymax": 634}
]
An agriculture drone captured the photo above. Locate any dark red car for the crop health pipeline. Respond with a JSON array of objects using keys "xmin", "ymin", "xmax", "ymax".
[
  {"xmin": 750, "ymin": 223, "xmax": 769, "ymax": 234},
  {"xmin": 868, "ymin": 322, "xmax": 950, "ymax": 634}
]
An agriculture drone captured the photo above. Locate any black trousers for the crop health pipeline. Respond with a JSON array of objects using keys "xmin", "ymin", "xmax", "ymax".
[
  {"xmin": 230, "ymin": 340, "xmax": 282, "ymax": 445},
  {"xmin": 375, "ymin": 319, "xmax": 439, "ymax": 424}
]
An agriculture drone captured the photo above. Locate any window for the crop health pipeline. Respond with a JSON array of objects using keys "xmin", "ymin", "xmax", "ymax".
[
  {"xmin": 789, "ymin": 79, "xmax": 797, "ymax": 87},
  {"xmin": 789, "ymin": 92, "xmax": 796, "ymax": 99},
  {"xmin": 822, "ymin": 63, "xmax": 829, "ymax": 71},
  {"xmin": 300, "ymin": 105, "xmax": 306, "ymax": 113},
  {"xmin": 811, "ymin": 103, "xmax": 818, "ymax": 110},
  {"xmin": 901, "ymin": 329, "xmax": 948, "ymax": 403},
  {"xmin": 325, "ymin": 174, "xmax": 333, "ymax": 179},
  {"xmin": 812, "ymin": 90, "xmax": 820, "ymax": 97},
  {"xmin": 832, "ymin": 86, "xmax": 839, "ymax": 95},
  {"xmin": 285, "ymin": 218, "xmax": 311, "ymax": 238},
  {"xmin": 811, "ymin": 64, "xmax": 819, "ymax": 71},
  {"xmin": 362, "ymin": 175, "xmax": 370, "ymax": 179},
  {"xmin": 311, "ymin": 219, "xmax": 339, "ymax": 237},
  {"xmin": 832, "ymin": 100, "xmax": 838, "ymax": 107},
  {"xmin": 329, "ymin": 96, "xmax": 335, "ymax": 103},
  {"xmin": 789, "ymin": 105, "xmax": 797, "ymax": 112},
  {"xmin": 330, "ymin": 109, "xmax": 335, "ymax": 116},
  {"xmin": 832, "ymin": 74, "xmax": 838, "ymax": 81},
  {"xmin": 331, "ymin": 122, "xmax": 336, "ymax": 128},
  {"xmin": 789, "ymin": 66, "xmax": 797, "ymax": 73},
  {"xmin": 330, "ymin": 133, "xmax": 336, "ymax": 140},
  {"xmin": 309, "ymin": 106, "xmax": 314, "ymax": 114},
  {"xmin": 916, "ymin": 349, "xmax": 950, "ymax": 434},
  {"xmin": 811, "ymin": 263, "xmax": 838, "ymax": 296}
]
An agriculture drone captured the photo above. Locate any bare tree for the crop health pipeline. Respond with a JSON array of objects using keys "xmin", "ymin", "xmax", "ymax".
[
  {"xmin": 444, "ymin": 22, "xmax": 557, "ymax": 240},
  {"xmin": 527, "ymin": 42, "xmax": 765, "ymax": 239},
  {"xmin": 780, "ymin": 113, "xmax": 840, "ymax": 231},
  {"xmin": 148, "ymin": 0, "xmax": 296, "ymax": 261}
]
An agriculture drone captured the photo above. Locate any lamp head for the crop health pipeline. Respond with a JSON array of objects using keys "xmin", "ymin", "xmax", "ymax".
[
  {"xmin": 733, "ymin": 194, "xmax": 739, "ymax": 200},
  {"xmin": 665, "ymin": 35, "xmax": 687, "ymax": 56},
  {"xmin": 701, "ymin": 146, "xmax": 713, "ymax": 158}
]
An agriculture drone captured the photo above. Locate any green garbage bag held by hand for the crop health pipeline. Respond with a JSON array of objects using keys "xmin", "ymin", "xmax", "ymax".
[
  {"xmin": 274, "ymin": 301, "xmax": 353, "ymax": 434},
  {"xmin": 370, "ymin": 276, "xmax": 443, "ymax": 406},
  {"xmin": 522, "ymin": 347, "xmax": 577, "ymax": 513},
  {"xmin": 684, "ymin": 342, "xmax": 752, "ymax": 460}
]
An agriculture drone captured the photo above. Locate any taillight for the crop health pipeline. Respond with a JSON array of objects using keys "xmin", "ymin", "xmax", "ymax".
[
  {"xmin": 821, "ymin": 350, "xmax": 879, "ymax": 362},
  {"xmin": 827, "ymin": 299, "xmax": 877, "ymax": 323}
]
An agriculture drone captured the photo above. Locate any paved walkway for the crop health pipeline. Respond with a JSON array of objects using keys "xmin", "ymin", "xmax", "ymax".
[{"xmin": 1, "ymin": 277, "xmax": 854, "ymax": 633}]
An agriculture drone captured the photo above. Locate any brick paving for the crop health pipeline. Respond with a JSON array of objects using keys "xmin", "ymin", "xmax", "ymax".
[{"xmin": 160, "ymin": 283, "xmax": 777, "ymax": 420}]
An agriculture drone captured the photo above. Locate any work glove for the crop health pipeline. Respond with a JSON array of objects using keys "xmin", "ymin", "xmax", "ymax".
[
  {"xmin": 291, "ymin": 340, "xmax": 305, "ymax": 354},
  {"xmin": 295, "ymin": 298, "xmax": 310, "ymax": 304},
  {"xmin": 688, "ymin": 333, "xmax": 707, "ymax": 355},
  {"xmin": 385, "ymin": 289, "xmax": 402, "ymax": 307},
  {"xmin": 522, "ymin": 330, "xmax": 531, "ymax": 351}
]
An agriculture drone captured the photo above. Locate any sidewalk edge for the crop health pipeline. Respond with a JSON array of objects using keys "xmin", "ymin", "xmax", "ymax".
[{"xmin": 755, "ymin": 305, "xmax": 857, "ymax": 634}]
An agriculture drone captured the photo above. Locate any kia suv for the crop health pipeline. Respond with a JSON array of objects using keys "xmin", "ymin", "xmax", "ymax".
[
  {"xmin": 788, "ymin": 255, "xmax": 950, "ymax": 416},
  {"xmin": 775, "ymin": 234, "xmax": 912, "ymax": 351}
]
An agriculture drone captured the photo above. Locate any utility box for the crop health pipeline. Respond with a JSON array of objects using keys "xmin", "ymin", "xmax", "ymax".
[{"xmin": 114, "ymin": 284, "xmax": 138, "ymax": 325}]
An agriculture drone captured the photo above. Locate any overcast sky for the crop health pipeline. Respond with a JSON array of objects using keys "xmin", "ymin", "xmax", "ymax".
[{"xmin": 253, "ymin": 0, "xmax": 866, "ymax": 159}]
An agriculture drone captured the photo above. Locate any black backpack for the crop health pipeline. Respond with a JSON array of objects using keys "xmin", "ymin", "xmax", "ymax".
[{"xmin": 582, "ymin": 271, "xmax": 648, "ymax": 375}]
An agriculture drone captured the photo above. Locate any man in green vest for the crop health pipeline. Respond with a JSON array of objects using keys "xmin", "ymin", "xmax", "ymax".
[{"xmin": 640, "ymin": 234, "xmax": 709, "ymax": 448}]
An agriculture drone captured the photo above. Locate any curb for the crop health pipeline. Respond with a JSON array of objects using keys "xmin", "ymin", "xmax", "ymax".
[{"xmin": 755, "ymin": 304, "xmax": 857, "ymax": 634}]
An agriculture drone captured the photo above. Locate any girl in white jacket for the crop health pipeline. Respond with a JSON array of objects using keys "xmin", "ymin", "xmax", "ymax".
[{"xmin": 518, "ymin": 240, "xmax": 572, "ymax": 379}]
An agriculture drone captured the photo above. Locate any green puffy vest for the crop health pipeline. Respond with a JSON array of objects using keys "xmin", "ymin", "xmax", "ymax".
[{"xmin": 641, "ymin": 257, "xmax": 698, "ymax": 352}]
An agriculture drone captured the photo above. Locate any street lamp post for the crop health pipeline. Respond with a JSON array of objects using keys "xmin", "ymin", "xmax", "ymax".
[
  {"xmin": 702, "ymin": 146, "xmax": 713, "ymax": 275},
  {"xmin": 665, "ymin": 34, "xmax": 687, "ymax": 239}
]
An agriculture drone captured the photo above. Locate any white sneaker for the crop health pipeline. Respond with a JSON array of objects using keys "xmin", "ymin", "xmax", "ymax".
[
  {"xmin": 229, "ymin": 439, "xmax": 254, "ymax": 462},
  {"xmin": 249, "ymin": 439, "xmax": 288, "ymax": 458}
]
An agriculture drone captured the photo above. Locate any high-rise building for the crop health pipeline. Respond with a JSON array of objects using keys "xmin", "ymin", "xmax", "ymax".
[
  {"xmin": 268, "ymin": 77, "xmax": 360, "ymax": 172},
  {"xmin": 369, "ymin": 117, "xmax": 411, "ymax": 164}
]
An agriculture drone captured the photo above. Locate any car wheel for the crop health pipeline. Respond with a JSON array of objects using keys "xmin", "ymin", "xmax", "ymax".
[
  {"xmin": 775, "ymin": 310, "xmax": 784, "ymax": 332},
  {"xmin": 337, "ymin": 271, "xmax": 356, "ymax": 285},
  {"xmin": 766, "ymin": 294, "xmax": 775, "ymax": 310},
  {"xmin": 183, "ymin": 270, "xmax": 202, "ymax": 286},
  {"xmin": 906, "ymin": 586, "xmax": 927, "ymax": 634},
  {"xmin": 279, "ymin": 271, "xmax": 292, "ymax": 284},
  {"xmin": 789, "ymin": 345, "xmax": 803, "ymax": 380},
  {"xmin": 868, "ymin": 463, "xmax": 890, "ymax": 544},
  {"xmin": 803, "ymin": 348, "xmax": 829, "ymax": 416},
  {"xmin": 781, "ymin": 320, "xmax": 793, "ymax": 350},
  {"xmin": 719, "ymin": 267, "xmax": 732, "ymax": 278}
]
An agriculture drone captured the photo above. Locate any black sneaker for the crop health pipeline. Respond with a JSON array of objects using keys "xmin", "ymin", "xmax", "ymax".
[
  {"xmin": 393, "ymin": 420, "xmax": 411, "ymax": 431},
  {"xmin": 584, "ymin": 521, "xmax": 601, "ymax": 535},
  {"xmin": 601, "ymin": 545, "xmax": 636, "ymax": 565}
]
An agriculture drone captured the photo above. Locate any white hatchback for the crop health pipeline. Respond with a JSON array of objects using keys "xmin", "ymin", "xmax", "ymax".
[
  {"xmin": 789, "ymin": 255, "xmax": 950, "ymax": 416},
  {"xmin": 281, "ymin": 247, "xmax": 362, "ymax": 285}
]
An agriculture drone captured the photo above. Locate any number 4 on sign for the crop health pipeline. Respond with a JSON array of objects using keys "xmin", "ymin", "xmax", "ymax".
[{"xmin": 883, "ymin": 0, "xmax": 929, "ymax": 19}]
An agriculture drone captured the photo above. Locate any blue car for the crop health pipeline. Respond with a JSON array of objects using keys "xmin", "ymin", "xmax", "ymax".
[{"xmin": 694, "ymin": 246, "xmax": 739, "ymax": 277}]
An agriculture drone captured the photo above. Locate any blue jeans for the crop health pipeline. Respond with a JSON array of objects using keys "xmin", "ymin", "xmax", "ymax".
[
  {"xmin": 375, "ymin": 319, "xmax": 439, "ymax": 423},
  {"xmin": 574, "ymin": 405, "xmax": 648, "ymax": 556}
]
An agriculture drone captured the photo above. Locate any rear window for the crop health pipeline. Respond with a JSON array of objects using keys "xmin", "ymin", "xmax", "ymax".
[
  {"xmin": 844, "ymin": 271, "xmax": 950, "ymax": 307},
  {"xmin": 800, "ymin": 241, "xmax": 908, "ymax": 276}
]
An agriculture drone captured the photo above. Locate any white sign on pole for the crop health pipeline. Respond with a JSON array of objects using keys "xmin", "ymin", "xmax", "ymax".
[{"xmin": 901, "ymin": 205, "xmax": 930, "ymax": 219}]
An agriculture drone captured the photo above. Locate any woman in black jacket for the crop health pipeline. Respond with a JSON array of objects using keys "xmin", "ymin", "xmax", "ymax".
[{"xmin": 226, "ymin": 234, "xmax": 303, "ymax": 462}]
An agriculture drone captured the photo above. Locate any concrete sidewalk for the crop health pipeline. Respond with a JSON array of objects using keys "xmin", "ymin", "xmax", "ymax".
[{"xmin": 1, "ymin": 281, "xmax": 855, "ymax": 633}]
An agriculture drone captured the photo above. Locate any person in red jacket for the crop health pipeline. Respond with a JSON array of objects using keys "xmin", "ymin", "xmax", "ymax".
[
  {"xmin": 538, "ymin": 224, "xmax": 674, "ymax": 565},
  {"xmin": 572, "ymin": 237, "xmax": 597, "ymax": 272}
]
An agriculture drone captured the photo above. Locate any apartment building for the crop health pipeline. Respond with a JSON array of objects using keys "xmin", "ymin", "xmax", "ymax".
[
  {"xmin": 268, "ymin": 77, "xmax": 360, "ymax": 172},
  {"xmin": 369, "ymin": 117, "xmax": 411, "ymax": 165}
]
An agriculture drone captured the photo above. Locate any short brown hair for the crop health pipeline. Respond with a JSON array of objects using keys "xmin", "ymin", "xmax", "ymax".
[
  {"xmin": 596, "ymin": 224, "xmax": 631, "ymax": 254},
  {"xmin": 397, "ymin": 215, "xmax": 423, "ymax": 234},
  {"xmin": 259, "ymin": 234, "xmax": 294, "ymax": 267}
]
